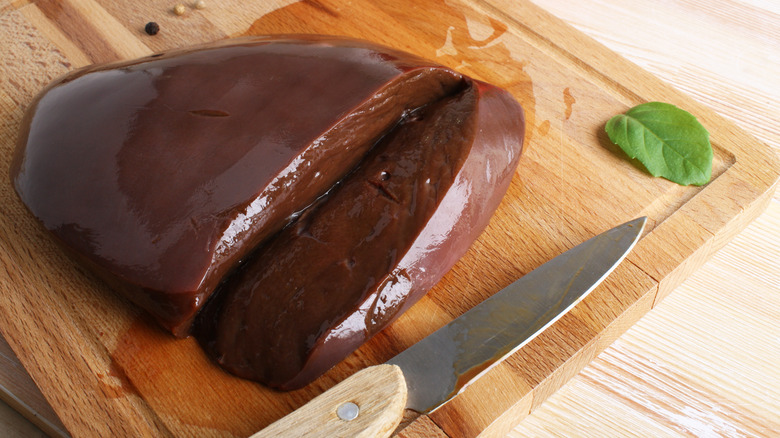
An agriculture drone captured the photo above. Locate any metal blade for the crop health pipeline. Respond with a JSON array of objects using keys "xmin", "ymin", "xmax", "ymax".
[{"xmin": 387, "ymin": 217, "xmax": 646, "ymax": 413}]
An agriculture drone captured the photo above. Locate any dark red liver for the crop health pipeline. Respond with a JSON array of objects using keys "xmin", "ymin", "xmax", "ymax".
[
  {"xmin": 197, "ymin": 79, "xmax": 524, "ymax": 389},
  {"xmin": 11, "ymin": 35, "xmax": 464, "ymax": 336},
  {"xmin": 12, "ymin": 35, "xmax": 524, "ymax": 389}
]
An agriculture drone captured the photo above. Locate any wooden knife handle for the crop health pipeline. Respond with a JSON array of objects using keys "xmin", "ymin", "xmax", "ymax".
[{"xmin": 250, "ymin": 364, "xmax": 408, "ymax": 438}]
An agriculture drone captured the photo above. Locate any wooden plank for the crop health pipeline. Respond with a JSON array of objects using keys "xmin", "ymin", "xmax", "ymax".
[
  {"xmin": 511, "ymin": 202, "xmax": 780, "ymax": 436},
  {"xmin": 0, "ymin": 0, "xmax": 777, "ymax": 437},
  {"xmin": 510, "ymin": 0, "xmax": 780, "ymax": 434}
]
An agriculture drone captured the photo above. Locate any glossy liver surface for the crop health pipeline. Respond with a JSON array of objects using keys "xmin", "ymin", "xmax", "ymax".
[
  {"xmin": 12, "ymin": 35, "xmax": 464, "ymax": 335},
  {"xmin": 198, "ymin": 79, "xmax": 525, "ymax": 389},
  {"xmin": 12, "ymin": 35, "xmax": 524, "ymax": 388}
]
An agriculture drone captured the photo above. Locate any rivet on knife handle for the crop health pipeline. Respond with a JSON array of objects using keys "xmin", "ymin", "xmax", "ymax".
[{"xmin": 250, "ymin": 364, "xmax": 407, "ymax": 438}]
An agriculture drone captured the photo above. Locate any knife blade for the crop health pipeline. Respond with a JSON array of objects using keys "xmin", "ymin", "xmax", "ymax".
[{"xmin": 251, "ymin": 217, "xmax": 646, "ymax": 438}]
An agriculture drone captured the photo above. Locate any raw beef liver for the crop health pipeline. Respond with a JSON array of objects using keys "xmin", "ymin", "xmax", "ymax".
[
  {"xmin": 198, "ymin": 81, "xmax": 525, "ymax": 389},
  {"xmin": 11, "ymin": 35, "xmax": 525, "ymax": 388},
  {"xmin": 12, "ymin": 35, "xmax": 465, "ymax": 336}
]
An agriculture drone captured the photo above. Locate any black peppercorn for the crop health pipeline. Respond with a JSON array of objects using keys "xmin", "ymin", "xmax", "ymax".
[{"xmin": 145, "ymin": 22, "xmax": 160, "ymax": 35}]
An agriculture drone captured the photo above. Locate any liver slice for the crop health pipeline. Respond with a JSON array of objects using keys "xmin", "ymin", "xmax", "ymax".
[
  {"xmin": 198, "ymin": 80, "xmax": 525, "ymax": 389},
  {"xmin": 12, "ymin": 35, "xmax": 524, "ymax": 388},
  {"xmin": 11, "ymin": 35, "xmax": 464, "ymax": 336}
]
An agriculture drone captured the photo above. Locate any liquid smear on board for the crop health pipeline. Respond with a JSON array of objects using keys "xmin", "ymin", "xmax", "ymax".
[
  {"xmin": 110, "ymin": 314, "xmax": 310, "ymax": 435},
  {"xmin": 563, "ymin": 87, "xmax": 576, "ymax": 120},
  {"xmin": 245, "ymin": 0, "xmax": 537, "ymax": 145}
]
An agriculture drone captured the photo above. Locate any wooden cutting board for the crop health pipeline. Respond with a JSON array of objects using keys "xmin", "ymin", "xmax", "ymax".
[{"xmin": 0, "ymin": 0, "xmax": 777, "ymax": 437}]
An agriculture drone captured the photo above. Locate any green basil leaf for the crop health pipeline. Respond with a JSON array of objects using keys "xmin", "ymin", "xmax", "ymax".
[{"xmin": 605, "ymin": 102, "xmax": 712, "ymax": 186}]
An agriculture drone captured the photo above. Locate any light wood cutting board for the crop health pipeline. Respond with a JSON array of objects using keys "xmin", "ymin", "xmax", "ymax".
[{"xmin": 0, "ymin": 0, "xmax": 777, "ymax": 437}]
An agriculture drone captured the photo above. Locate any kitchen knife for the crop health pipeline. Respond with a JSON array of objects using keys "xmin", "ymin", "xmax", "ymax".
[{"xmin": 251, "ymin": 217, "xmax": 646, "ymax": 438}]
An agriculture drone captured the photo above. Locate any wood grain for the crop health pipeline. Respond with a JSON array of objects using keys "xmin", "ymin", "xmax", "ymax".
[
  {"xmin": 510, "ymin": 0, "xmax": 780, "ymax": 436},
  {"xmin": 0, "ymin": 0, "xmax": 777, "ymax": 437},
  {"xmin": 511, "ymin": 202, "xmax": 780, "ymax": 437},
  {"xmin": 251, "ymin": 365, "xmax": 406, "ymax": 438}
]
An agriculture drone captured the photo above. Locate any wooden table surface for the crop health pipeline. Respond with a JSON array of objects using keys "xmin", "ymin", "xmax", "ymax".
[{"xmin": 1, "ymin": 0, "xmax": 777, "ymax": 436}]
